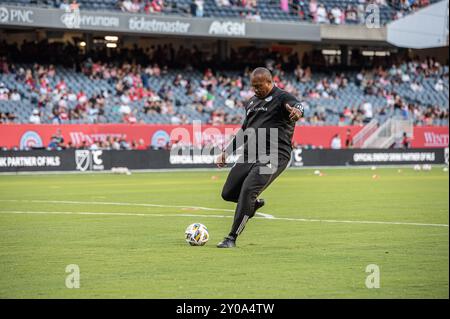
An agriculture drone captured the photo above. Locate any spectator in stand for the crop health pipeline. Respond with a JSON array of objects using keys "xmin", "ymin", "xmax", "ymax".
[
  {"xmin": 410, "ymin": 81, "xmax": 423, "ymax": 92},
  {"xmin": 434, "ymin": 79, "xmax": 445, "ymax": 92},
  {"xmin": 195, "ymin": 0, "xmax": 204, "ymax": 17},
  {"xmin": 215, "ymin": 0, "xmax": 231, "ymax": 7},
  {"xmin": 0, "ymin": 112, "xmax": 16, "ymax": 123},
  {"xmin": 401, "ymin": 132, "xmax": 410, "ymax": 149},
  {"xmin": 60, "ymin": 0, "xmax": 70, "ymax": 10},
  {"xmin": 330, "ymin": 134, "xmax": 342, "ymax": 149},
  {"xmin": 10, "ymin": 89, "xmax": 21, "ymax": 101},
  {"xmin": 345, "ymin": 5, "xmax": 359, "ymax": 24},
  {"xmin": 48, "ymin": 129, "xmax": 65, "ymax": 150},
  {"xmin": 361, "ymin": 100, "xmax": 373, "ymax": 121},
  {"xmin": 331, "ymin": 6, "xmax": 343, "ymax": 24},
  {"xmin": 309, "ymin": 0, "xmax": 318, "ymax": 21},
  {"xmin": 280, "ymin": 0, "xmax": 289, "ymax": 13},
  {"xmin": 0, "ymin": 83, "xmax": 9, "ymax": 100},
  {"xmin": 294, "ymin": 0, "xmax": 307, "ymax": 20},
  {"xmin": 135, "ymin": 138, "xmax": 147, "ymax": 150},
  {"xmin": 151, "ymin": 0, "xmax": 164, "ymax": 13},
  {"xmin": 246, "ymin": 10, "xmax": 262, "ymax": 21},
  {"xmin": 316, "ymin": 4, "xmax": 329, "ymax": 24},
  {"xmin": 345, "ymin": 129, "xmax": 353, "ymax": 148},
  {"xmin": 69, "ymin": 0, "xmax": 80, "ymax": 11},
  {"xmin": 29, "ymin": 109, "xmax": 41, "ymax": 124},
  {"xmin": 0, "ymin": 57, "xmax": 9, "ymax": 74}
]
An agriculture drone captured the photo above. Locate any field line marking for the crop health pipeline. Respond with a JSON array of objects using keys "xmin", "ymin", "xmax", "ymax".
[
  {"xmin": 0, "ymin": 210, "xmax": 232, "ymax": 219},
  {"xmin": 0, "ymin": 199, "xmax": 273, "ymax": 219},
  {"xmin": 0, "ymin": 209, "xmax": 447, "ymax": 228},
  {"xmin": 269, "ymin": 217, "xmax": 448, "ymax": 227}
]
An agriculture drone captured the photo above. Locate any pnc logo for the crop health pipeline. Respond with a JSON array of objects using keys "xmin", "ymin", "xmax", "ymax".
[{"xmin": 0, "ymin": 7, "xmax": 8, "ymax": 23}]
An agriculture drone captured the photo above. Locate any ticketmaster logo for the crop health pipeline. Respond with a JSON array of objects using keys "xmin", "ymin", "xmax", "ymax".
[
  {"xmin": 209, "ymin": 21, "xmax": 245, "ymax": 36},
  {"xmin": 129, "ymin": 17, "xmax": 190, "ymax": 33}
]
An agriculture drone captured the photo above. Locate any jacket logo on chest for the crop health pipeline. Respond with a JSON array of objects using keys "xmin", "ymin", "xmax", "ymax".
[{"xmin": 247, "ymin": 106, "xmax": 268, "ymax": 116}]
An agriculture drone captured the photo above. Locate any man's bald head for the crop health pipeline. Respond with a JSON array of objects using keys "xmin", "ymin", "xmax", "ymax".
[
  {"xmin": 251, "ymin": 67, "xmax": 272, "ymax": 81},
  {"xmin": 250, "ymin": 67, "xmax": 274, "ymax": 98}
]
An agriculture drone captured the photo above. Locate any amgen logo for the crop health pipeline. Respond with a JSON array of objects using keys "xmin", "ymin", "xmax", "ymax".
[
  {"xmin": 208, "ymin": 21, "xmax": 245, "ymax": 36},
  {"xmin": 19, "ymin": 131, "xmax": 43, "ymax": 150}
]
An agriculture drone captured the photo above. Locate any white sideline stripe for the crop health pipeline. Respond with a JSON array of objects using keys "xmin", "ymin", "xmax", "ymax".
[
  {"xmin": 0, "ymin": 210, "xmax": 447, "ymax": 228},
  {"xmin": 0, "ymin": 164, "xmax": 446, "ymax": 176},
  {"xmin": 0, "ymin": 199, "xmax": 274, "ymax": 219},
  {"xmin": 0, "ymin": 210, "xmax": 232, "ymax": 219},
  {"xmin": 256, "ymin": 212, "xmax": 275, "ymax": 219},
  {"xmin": 272, "ymin": 217, "xmax": 448, "ymax": 228}
]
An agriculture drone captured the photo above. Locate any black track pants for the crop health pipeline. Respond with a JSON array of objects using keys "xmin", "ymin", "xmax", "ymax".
[{"xmin": 221, "ymin": 157, "xmax": 290, "ymax": 238}]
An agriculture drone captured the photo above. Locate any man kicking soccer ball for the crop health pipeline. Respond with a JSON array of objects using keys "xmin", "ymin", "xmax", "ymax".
[{"xmin": 215, "ymin": 67, "xmax": 304, "ymax": 248}]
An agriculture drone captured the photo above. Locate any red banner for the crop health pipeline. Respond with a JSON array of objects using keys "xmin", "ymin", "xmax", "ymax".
[
  {"xmin": 0, "ymin": 124, "xmax": 447, "ymax": 149},
  {"xmin": 410, "ymin": 126, "xmax": 449, "ymax": 148}
]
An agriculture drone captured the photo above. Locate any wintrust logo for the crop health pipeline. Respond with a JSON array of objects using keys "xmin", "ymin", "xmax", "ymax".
[
  {"xmin": 424, "ymin": 132, "xmax": 449, "ymax": 147},
  {"xmin": 208, "ymin": 21, "xmax": 245, "ymax": 36},
  {"xmin": 0, "ymin": 6, "xmax": 34, "ymax": 24}
]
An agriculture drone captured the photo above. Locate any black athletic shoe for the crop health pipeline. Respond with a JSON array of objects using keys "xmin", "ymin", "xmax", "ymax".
[
  {"xmin": 217, "ymin": 236, "xmax": 236, "ymax": 248},
  {"xmin": 255, "ymin": 198, "xmax": 265, "ymax": 211},
  {"xmin": 249, "ymin": 198, "xmax": 265, "ymax": 218}
]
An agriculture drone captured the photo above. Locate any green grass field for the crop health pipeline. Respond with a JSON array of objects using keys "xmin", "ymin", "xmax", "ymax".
[{"xmin": 0, "ymin": 167, "xmax": 448, "ymax": 299}]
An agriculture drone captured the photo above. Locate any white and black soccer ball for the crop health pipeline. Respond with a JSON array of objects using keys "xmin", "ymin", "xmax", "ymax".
[{"xmin": 185, "ymin": 223, "xmax": 209, "ymax": 246}]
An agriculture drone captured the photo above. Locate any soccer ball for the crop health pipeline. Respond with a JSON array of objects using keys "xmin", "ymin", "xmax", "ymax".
[{"xmin": 185, "ymin": 223, "xmax": 209, "ymax": 246}]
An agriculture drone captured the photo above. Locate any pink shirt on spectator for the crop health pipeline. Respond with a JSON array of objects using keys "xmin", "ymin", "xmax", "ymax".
[{"xmin": 280, "ymin": 0, "xmax": 289, "ymax": 12}]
